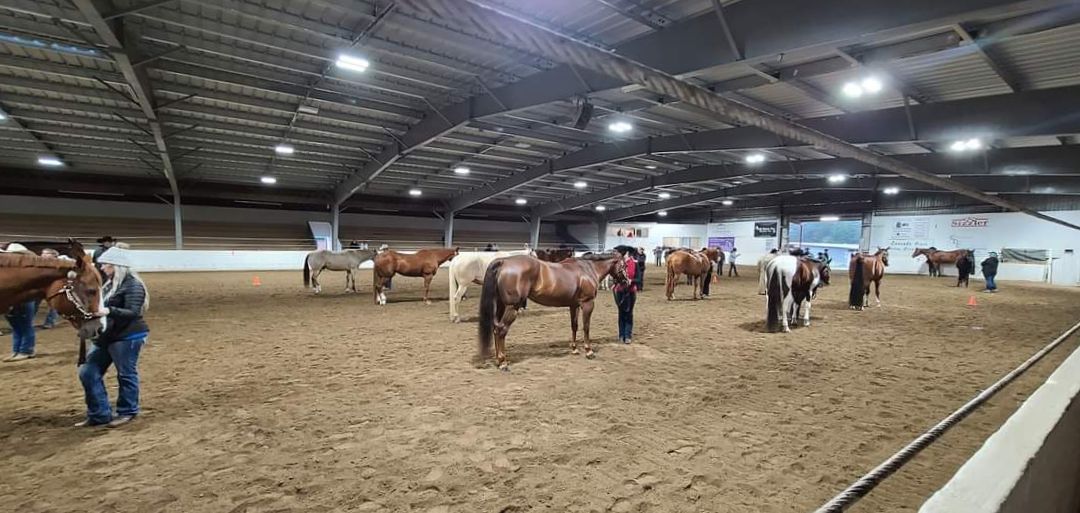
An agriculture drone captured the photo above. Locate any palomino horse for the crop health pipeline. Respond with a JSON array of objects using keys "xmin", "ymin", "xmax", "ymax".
[
  {"xmin": 912, "ymin": 247, "xmax": 972, "ymax": 277},
  {"xmin": 665, "ymin": 249, "xmax": 711, "ymax": 300},
  {"xmin": 303, "ymin": 249, "xmax": 377, "ymax": 294},
  {"xmin": 757, "ymin": 251, "xmax": 779, "ymax": 294},
  {"xmin": 956, "ymin": 252, "xmax": 974, "ymax": 288},
  {"xmin": 372, "ymin": 247, "xmax": 459, "ymax": 305},
  {"xmin": 848, "ymin": 247, "xmax": 890, "ymax": 310},
  {"xmin": 448, "ymin": 249, "xmax": 531, "ymax": 322},
  {"xmin": 478, "ymin": 253, "xmax": 628, "ymax": 370},
  {"xmin": 765, "ymin": 255, "xmax": 830, "ymax": 332},
  {"xmin": 1, "ymin": 240, "xmax": 105, "ymax": 360}
]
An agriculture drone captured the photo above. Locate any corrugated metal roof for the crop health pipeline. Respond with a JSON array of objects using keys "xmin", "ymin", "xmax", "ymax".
[{"xmin": 994, "ymin": 22, "xmax": 1080, "ymax": 91}]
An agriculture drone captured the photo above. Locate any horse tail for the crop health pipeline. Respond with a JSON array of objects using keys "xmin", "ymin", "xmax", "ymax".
[
  {"xmin": 303, "ymin": 253, "xmax": 312, "ymax": 288},
  {"xmin": 766, "ymin": 263, "xmax": 782, "ymax": 332},
  {"xmin": 478, "ymin": 259, "xmax": 502, "ymax": 357},
  {"xmin": 848, "ymin": 255, "xmax": 865, "ymax": 308}
]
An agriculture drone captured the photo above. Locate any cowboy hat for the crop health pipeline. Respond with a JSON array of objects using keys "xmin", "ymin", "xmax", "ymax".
[
  {"xmin": 96, "ymin": 235, "xmax": 116, "ymax": 243},
  {"xmin": 97, "ymin": 247, "xmax": 134, "ymax": 267},
  {"xmin": 1, "ymin": 243, "xmax": 33, "ymax": 254}
]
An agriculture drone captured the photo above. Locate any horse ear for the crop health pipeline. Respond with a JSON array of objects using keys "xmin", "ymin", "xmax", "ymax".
[{"xmin": 69, "ymin": 237, "xmax": 86, "ymax": 256}]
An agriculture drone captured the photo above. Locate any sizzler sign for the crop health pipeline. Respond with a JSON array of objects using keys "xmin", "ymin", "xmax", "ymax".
[{"xmin": 951, "ymin": 217, "xmax": 989, "ymax": 228}]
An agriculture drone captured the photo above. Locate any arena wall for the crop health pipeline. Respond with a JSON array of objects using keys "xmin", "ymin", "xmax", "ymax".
[{"xmin": 919, "ymin": 342, "xmax": 1080, "ymax": 513}]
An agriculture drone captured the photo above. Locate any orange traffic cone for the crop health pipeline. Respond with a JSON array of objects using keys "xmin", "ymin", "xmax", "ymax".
[
  {"xmin": 967, "ymin": 295, "xmax": 977, "ymax": 307},
  {"xmin": 252, "ymin": 275, "xmax": 262, "ymax": 287}
]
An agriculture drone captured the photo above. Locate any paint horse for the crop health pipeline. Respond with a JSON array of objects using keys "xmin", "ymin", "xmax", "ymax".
[
  {"xmin": 757, "ymin": 251, "xmax": 780, "ymax": 295},
  {"xmin": 372, "ymin": 247, "xmax": 459, "ymax": 305},
  {"xmin": 912, "ymin": 247, "xmax": 972, "ymax": 277},
  {"xmin": 665, "ymin": 249, "xmax": 712, "ymax": 300},
  {"xmin": 478, "ymin": 253, "xmax": 628, "ymax": 370},
  {"xmin": 848, "ymin": 247, "xmax": 890, "ymax": 310},
  {"xmin": 765, "ymin": 255, "xmax": 830, "ymax": 332},
  {"xmin": 303, "ymin": 249, "xmax": 377, "ymax": 294},
  {"xmin": 448, "ymin": 249, "xmax": 532, "ymax": 322}
]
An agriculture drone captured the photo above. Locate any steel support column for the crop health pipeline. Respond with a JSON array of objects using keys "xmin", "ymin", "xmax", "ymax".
[
  {"xmin": 444, "ymin": 211, "xmax": 455, "ymax": 248},
  {"xmin": 529, "ymin": 216, "xmax": 542, "ymax": 249},
  {"xmin": 331, "ymin": 202, "xmax": 341, "ymax": 251},
  {"xmin": 860, "ymin": 212, "xmax": 874, "ymax": 252},
  {"xmin": 596, "ymin": 218, "xmax": 608, "ymax": 252},
  {"xmin": 173, "ymin": 198, "xmax": 183, "ymax": 249},
  {"xmin": 779, "ymin": 215, "xmax": 791, "ymax": 250}
]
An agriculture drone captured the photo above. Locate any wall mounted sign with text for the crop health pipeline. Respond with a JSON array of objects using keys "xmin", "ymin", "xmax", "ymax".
[{"xmin": 754, "ymin": 222, "xmax": 778, "ymax": 238}]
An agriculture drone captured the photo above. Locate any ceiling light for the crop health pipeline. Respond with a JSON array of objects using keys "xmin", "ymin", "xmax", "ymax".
[
  {"xmin": 513, "ymin": 142, "xmax": 531, "ymax": 149},
  {"xmin": 658, "ymin": 211, "xmax": 668, "ymax": 217},
  {"xmin": 297, "ymin": 104, "xmax": 319, "ymax": 115},
  {"xmin": 453, "ymin": 166, "xmax": 470, "ymax": 175},
  {"xmin": 515, "ymin": 198, "xmax": 527, "ymax": 205},
  {"xmin": 573, "ymin": 181, "xmax": 587, "ymax": 189},
  {"xmin": 745, "ymin": 153, "xmax": 766, "ymax": 164},
  {"xmin": 820, "ymin": 215, "xmax": 840, "ymax": 222},
  {"xmin": 658, "ymin": 192, "xmax": 671, "ymax": 199},
  {"xmin": 721, "ymin": 199, "xmax": 734, "ymax": 206},
  {"xmin": 595, "ymin": 205, "xmax": 606, "ymax": 211},
  {"xmin": 842, "ymin": 82, "xmax": 864, "ymax": 98},
  {"xmin": 274, "ymin": 144, "xmax": 294, "ymax": 155},
  {"xmin": 260, "ymin": 176, "xmax": 277, "ymax": 184},
  {"xmin": 883, "ymin": 186, "xmax": 900, "ymax": 195},
  {"xmin": 950, "ymin": 140, "xmax": 968, "ymax": 152},
  {"xmin": 336, "ymin": 54, "xmax": 370, "ymax": 72},
  {"xmin": 965, "ymin": 138, "xmax": 983, "ymax": 150},
  {"xmin": 827, "ymin": 174, "xmax": 847, "ymax": 184},
  {"xmin": 861, "ymin": 77, "xmax": 883, "ymax": 93},
  {"xmin": 408, "ymin": 188, "xmax": 422, "ymax": 197},
  {"xmin": 0, "ymin": 110, "xmax": 7, "ymax": 121},
  {"xmin": 950, "ymin": 138, "xmax": 984, "ymax": 152},
  {"xmin": 37, "ymin": 156, "xmax": 63, "ymax": 167},
  {"xmin": 608, "ymin": 121, "xmax": 632, "ymax": 133},
  {"xmin": 645, "ymin": 165, "xmax": 657, "ymax": 170}
]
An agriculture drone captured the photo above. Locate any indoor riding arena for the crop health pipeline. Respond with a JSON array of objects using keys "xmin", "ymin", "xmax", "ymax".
[{"xmin": 1, "ymin": 1, "xmax": 1079, "ymax": 513}]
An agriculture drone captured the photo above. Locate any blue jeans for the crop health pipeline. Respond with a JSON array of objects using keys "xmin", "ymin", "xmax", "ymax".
[
  {"xmin": 43, "ymin": 307, "xmax": 59, "ymax": 327},
  {"xmin": 78, "ymin": 338, "xmax": 146, "ymax": 423},
  {"xmin": 985, "ymin": 274, "xmax": 997, "ymax": 290},
  {"xmin": 5, "ymin": 301, "xmax": 36, "ymax": 355},
  {"xmin": 614, "ymin": 291, "xmax": 636, "ymax": 341}
]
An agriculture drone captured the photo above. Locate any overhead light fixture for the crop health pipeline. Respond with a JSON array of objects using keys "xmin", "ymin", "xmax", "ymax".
[
  {"xmin": 658, "ymin": 192, "xmax": 671, "ymax": 199},
  {"xmin": 861, "ymin": 77, "xmax": 883, "ymax": 94},
  {"xmin": 827, "ymin": 174, "xmax": 847, "ymax": 184},
  {"xmin": 721, "ymin": 199, "xmax": 734, "ymax": 206},
  {"xmin": 260, "ymin": 176, "xmax": 277, "ymax": 184},
  {"xmin": 297, "ymin": 104, "xmax": 319, "ymax": 115},
  {"xmin": 453, "ymin": 166, "xmax": 470, "ymax": 175},
  {"xmin": 820, "ymin": 215, "xmax": 840, "ymax": 222},
  {"xmin": 965, "ymin": 138, "xmax": 983, "ymax": 150},
  {"xmin": 513, "ymin": 142, "xmax": 531, "ymax": 149},
  {"xmin": 408, "ymin": 188, "xmax": 422, "ymax": 197},
  {"xmin": 336, "ymin": 54, "xmax": 370, "ymax": 72},
  {"xmin": 274, "ymin": 144, "xmax": 294, "ymax": 155},
  {"xmin": 608, "ymin": 121, "xmax": 632, "ymax": 133},
  {"xmin": 37, "ymin": 156, "xmax": 63, "ymax": 167},
  {"xmin": 745, "ymin": 153, "xmax": 766, "ymax": 164},
  {"xmin": 842, "ymin": 82, "xmax": 864, "ymax": 98},
  {"xmin": 573, "ymin": 180, "xmax": 587, "ymax": 189},
  {"xmin": 595, "ymin": 205, "xmax": 606, "ymax": 211},
  {"xmin": 0, "ymin": 109, "xmax": 7, "ymax": 121},
  {"xmin": 883, "ymin": 186, "xmax": 900, "ymax": 195},
  {"xmin": 950, "ymin": 138, "xmax": 984, "ymax": 152},
  {"xmin": 645, "ymin": 165, "xmax": 657, "ymax": 170},
  {"xmin": 515, "ymin": 198, "xmax": 527, "ymax": 205},
  {"xmin": 658, "ymin": 211, "xmax": 668, "ymax": 217}
]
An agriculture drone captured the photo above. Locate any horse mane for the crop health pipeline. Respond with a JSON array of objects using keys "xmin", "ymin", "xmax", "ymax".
[
  {"xmin": 0, "ymin": 253, "xmax": 77, "ymax": 269},
  {"xmin": 577, "ymin": 252, "xmax": 618, "ymax": 261}
]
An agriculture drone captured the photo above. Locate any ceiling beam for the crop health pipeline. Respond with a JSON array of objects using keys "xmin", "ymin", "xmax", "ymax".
[{"xmin": 952, "ymin": 23, "xmax": 1024, "ymax": 93}]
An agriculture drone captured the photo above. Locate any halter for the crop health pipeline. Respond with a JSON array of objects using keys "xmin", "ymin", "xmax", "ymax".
[{"xmin": 45, "ymin": 275, "xmax": 96, "ymax": 322}]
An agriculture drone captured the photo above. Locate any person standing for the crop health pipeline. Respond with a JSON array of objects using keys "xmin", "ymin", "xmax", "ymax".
[
  {"xmin": 634, "ymin": 247, "xmax": 647, "ymax": 292},
  {"xmin": 728, "ymin": 247, "xmax": 740, "ymax": 277},
  {"xmin": 92, "ymin": 235, "xmax": 116, "ymax": 276},
  {"xmin": 77, "ymin": 247, "xmax": 150, "ymax": 428},
  {"xmin": 612, "ymin": 248, "xmax": 638, "ymax": 344},
  {"xmin": 39, "ymin": 248, "xmax": 61, "ymax": 328},
  {"xmin": 822, "ymin": 249, "xmax": 832, "ymax": 266},
  {"xmin": 653, "ymin": 246, "xmax": 663, "ymax": 267},
  {"xmin": 981, "ymin": 251, "xmax": 1000, "ymax": 293}
]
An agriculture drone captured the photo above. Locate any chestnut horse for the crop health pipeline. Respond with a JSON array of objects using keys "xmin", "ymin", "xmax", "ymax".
[
  {"xmin": 848, "ymin": 247, "xmax": 890, "ymax": 310},
  {"xmin": 765, "ymin": 255, "xmax": 830, "ymax": 332},
  {"xmin": 665, "ymin": 249, "xmax": 711, "ymax": 300},
  {"xmin": 1, "ymin": 240, "xmax": 105, "ymax": 360},
  {"xmin": 372, "ymin": 247, "xmax": 459, "ymax": 305},
  {"xmin": 534, "ymin": 248, "xmax": 574, "ymax": 262},
  {"xmin": 912, "ymin": 247, "xmax": 972, "ymax": 277},
  {"xmin": 477, "ymin": 253, "xmax": 628, "ymax": 370}
]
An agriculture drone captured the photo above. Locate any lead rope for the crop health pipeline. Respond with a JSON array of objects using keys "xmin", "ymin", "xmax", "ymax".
[
  {"xmin": 813, "ymin": 318, "xmax": 1080, "ymax": 513},
  {"xmin": 77, "ymin": 336, "xmax": 87, "ymax": 367}
]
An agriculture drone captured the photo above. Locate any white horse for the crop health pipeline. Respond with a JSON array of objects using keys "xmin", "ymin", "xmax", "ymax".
[
  {"xmin": 757, "ymin": 252, "xmax": 779, "ymax": 295},
  {"xmin": 303, "ymin": 249, "xmax": 377, "ymax": 294},
  {"xmin": 448, "ymin": 249, "xmax": 531, "ymax": 322}
]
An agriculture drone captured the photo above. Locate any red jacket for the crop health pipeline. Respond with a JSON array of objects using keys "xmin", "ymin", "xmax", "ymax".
[{"xmin": 613, "ymin": 257, "xmax": 637, "ymax": 293}]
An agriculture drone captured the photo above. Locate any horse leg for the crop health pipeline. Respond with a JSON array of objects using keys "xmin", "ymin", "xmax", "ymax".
[
  {"xmin": 569, "ymin": 305, "xmax": 580, "ymax": 355},
  {"xmin": 311, "ymin": 267, "xmax": 322, "ymax": 294},
  {"xmin": 345, "ymin": 269, "xmax": 354, "ymax": 292},
  {"xmin": 781, "ymin": 293, "xmax": 794, "ymax": 332},
  {"xmin": 874, "ymin": 279, "xmax": 882, "ymax": 307},
  {"xmin": 581, "ymin": 300, "xmax": 596, "ymax": 359},
  {"xmin": 801, "ymin": 298, "xmax": 812, "ymax": 327},
  {"xmin": 422, "ymin": 273, "xmax": 434, "ymax": 305},
  {"xmin": 451, "ymin": 283, "xmax": 468, "ymax": 323},
  {"xmin": 495, "ymin": 305, "xmax": 517, "ymax": 371}
]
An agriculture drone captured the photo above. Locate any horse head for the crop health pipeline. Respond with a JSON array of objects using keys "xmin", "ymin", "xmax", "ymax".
[
  {"xmin": 877, "ymin": 247, "xmax": 891, "ymax": 266},
  {"xmin": 49, "ymin": 239, "xmax": 104, "ymax": 340},
  {"xmin": 818, "ymin": 263, "xmax": 831, "ymax": 286}
]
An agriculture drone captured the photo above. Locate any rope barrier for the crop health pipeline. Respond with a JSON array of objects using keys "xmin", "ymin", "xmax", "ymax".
[{"xmin": 812, "ymin": 318, "xmax": 1080, "ymax": 513}]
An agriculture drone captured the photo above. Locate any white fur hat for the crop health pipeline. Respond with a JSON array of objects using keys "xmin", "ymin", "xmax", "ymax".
[
  {"xmin": 97, "ymin": 247, "xmax": 134, "ymax": 267},
  {"xmin": 1, "ymin": 243, "xmax": 32, "ymax": 253}
]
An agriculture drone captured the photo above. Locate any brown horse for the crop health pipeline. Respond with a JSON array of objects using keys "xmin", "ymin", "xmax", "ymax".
[
  {"xmin": 534, "ymin": 248, "xmax": 574, "ymax": 262},
  {"xmin": 372, "ymin": 247, "xmax": 459, "ymax": 305},
  {"xmin": 477, "ymin": 253, "xmax": 628, "ymax": 370},
  {"xmin": 848, "ymin": 247, "xmax": 890, "ymax": 310},
  {"xmin": 1, "ymin": 240, "xmax": 105, "ymax": 349},
  {"xmin": 665, "ymin": 249, "xmax": 712, "ymax": 300},
  {"xmin": 912, "ymin": 247, "xmax": 972, "ymax": 277}
]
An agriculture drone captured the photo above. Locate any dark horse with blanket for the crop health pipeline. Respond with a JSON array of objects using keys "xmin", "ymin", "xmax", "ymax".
[{"xmin": 478, "ymin": 253, "xmax": 628, "ymax": 370}]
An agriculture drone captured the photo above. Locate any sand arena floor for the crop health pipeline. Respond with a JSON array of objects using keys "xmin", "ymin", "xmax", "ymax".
[{"xmin": 1, "ymin": 266, "xmax": 1078, "ymax": 513}]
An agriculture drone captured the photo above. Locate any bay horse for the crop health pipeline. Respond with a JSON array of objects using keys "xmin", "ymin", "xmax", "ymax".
[
  {"xmin": 765, "ymin": 255, "xmax": 830, "ymax": 332},
  {"xmin": 448, "ymin": 249, "xmax": 532, "ymax": 322},
  {"xmin": 1, "ymin": 240, "xmax": 105, "ymax": 360},
  {"xmin": 665, "ymin": 249, "xmax": 711, "ymax": 300},
  {"xmin": 477, "ymin": 253, "xmax": 628, "ymax": 370},
  {"xmin": 303, "ymin": 249, "xmax": 377, "ymax": 294},
  {"xmin": 372, "ymin": 247, "xmax": 459, "ymax": 305},
  {"xmin": 912, "ymin": 247, "xmax": 972, "ymax": 277},
  {"xmin": 956, "ymin": 252, "xmax": 974, "ymax": 288},
  {"xmin": 848, "ymin": 247, "xmax": 890, "ymax": 310}
]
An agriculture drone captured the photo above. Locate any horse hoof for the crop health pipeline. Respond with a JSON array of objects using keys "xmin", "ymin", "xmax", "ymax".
[
  {"xmin": 782, "ymin": 327, "xmax": 791, "ymax": 333},
  {"xmin": 499, "ymin": 365, "xmax": 511, "ymax": 372},
  {"xmin": 585, "ymin": 352, "xmax": 595, "ymax": 359},
  {"xmin": 571, "ymin": 349, "xmax": 580, "ymax": 355}
]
